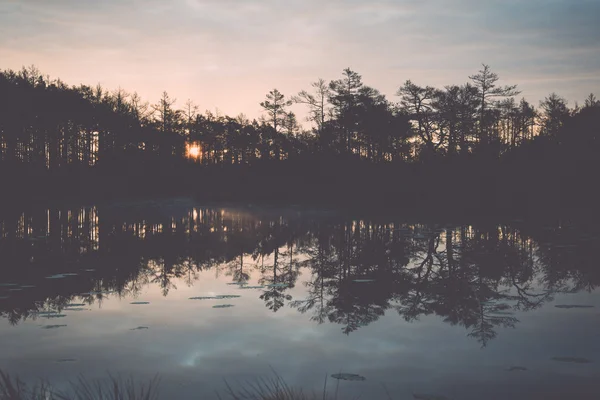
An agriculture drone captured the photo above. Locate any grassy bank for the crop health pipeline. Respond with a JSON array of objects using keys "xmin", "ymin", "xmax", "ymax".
[{"xmin": 0, "ymin": 370, "xmax": 376, "ymax": 400}]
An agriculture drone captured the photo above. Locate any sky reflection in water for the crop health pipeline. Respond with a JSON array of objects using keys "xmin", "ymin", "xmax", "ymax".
[{"xmin": 0, "ymin": 200, "xmax": 599, "ymax": 399}]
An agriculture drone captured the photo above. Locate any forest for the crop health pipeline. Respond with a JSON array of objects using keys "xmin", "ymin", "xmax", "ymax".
[{"xmin": 1, "ymin": 65, "xmax": 599, "ymax": 216}]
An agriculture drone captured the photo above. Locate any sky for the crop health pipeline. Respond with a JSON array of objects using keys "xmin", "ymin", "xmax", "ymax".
[{"xmin": 1, "ymin": 0, "xmax": 599, "ymax": 124}]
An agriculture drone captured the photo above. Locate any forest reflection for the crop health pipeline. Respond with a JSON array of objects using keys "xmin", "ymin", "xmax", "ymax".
[{"xmin": 1, "ymin": 201, "xmax": 598, "ymax": 347}]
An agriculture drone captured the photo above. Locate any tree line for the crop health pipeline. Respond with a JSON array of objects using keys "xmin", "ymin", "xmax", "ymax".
[{"xmin": 1, "ymin": 64, "xmax": 598, "ymax": 171}]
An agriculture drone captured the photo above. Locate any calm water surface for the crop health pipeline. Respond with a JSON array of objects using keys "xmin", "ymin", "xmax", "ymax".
[{"xmin": 1, "ymin": 198, "xmax": 599, "ymax": 399}]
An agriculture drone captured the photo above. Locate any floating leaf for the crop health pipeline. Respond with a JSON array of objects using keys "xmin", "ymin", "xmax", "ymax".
[
  {"xmin": 84, "ymin": 269, "xmax": 96, "ymax": 272},
  {"xmin": 8, "ymin": 288, "xmax": 23, "ymax": 291},
  {"xmin": 65, "ymin": 303, "xmax": 86, "ymax": 307},
  {"xmin": 189, "ymin": 296, "xmax": 218, "ymax": 300},
  {"xmin": 81, "ymin": 291, "xmax": 115, "ymax": 296},
  {"xmin": 555, "ymin": 305, "xmax": 594, "ymax": 309},
  {"xmin": 63, "ymin": 307, "xmax": 87, "ymax": 311},
  {"xmin": 213, "ymin": 304, "xmax": 234, "ymax": 308},
  {"xmin": 353, "ymin": 279, "xmax": 375, "ymax": 283},
  {"xmin": 265, "ymin": 283, "xmax": 288, "ymax": 288},
  {"xmin": 130, "ymin": 326, "xmax": 149, "ymax": 330},
  {"xmin": 61, "ymin": 273, "xmax": 78, "ymax": 276},
  {"xmin": 42, "ymin": 325, "xmax": 67, "ymax": 329},
  {"xmin": 215, "ymin": 295, "xmax": 241, "ymax": 299},
  {"xmin": 0, "ymin": 283, "xmax": 18, "ymax": 287},
  {"xmin": 32, "ymin": 311, "xmax": 59, "ymax": 316},
  {"xmin": 239, "ymin": 285, "xmax": 264, "ymax": 289},
  {"xmin": 130, "ymin": 301, "xmax": 150, "ymax": 305},
  {"xmin": 20, "ymin": 285, "xmax": 36, "ymax": 288},
  {"xmin": 507, "ymin": 366, "xmax": 527, "ymax": 371},
  {"xmin": 44, "ymin": 314, "xmax": 67, "ymax": 319},
  {"xmin": 46, "ymin": 274, "xmax": 66, "ymax": 279},
  {"xmin": 330, "ymin": 373, "xmax": 366, "ymax": 381},
  {"xmin": 551, "ymin": 357, "xmax": 592, "ymax": 363}
]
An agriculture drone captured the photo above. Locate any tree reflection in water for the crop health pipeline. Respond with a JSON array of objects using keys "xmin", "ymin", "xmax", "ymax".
[{"xmin": 0, "ymin": 202, "xmax": 597, "ymax": 346}]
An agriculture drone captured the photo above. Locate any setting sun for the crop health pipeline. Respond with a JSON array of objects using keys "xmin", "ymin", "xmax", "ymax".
[{"xmin": 186, "ymin": 143, "xmax": 201, "ymax": 159}]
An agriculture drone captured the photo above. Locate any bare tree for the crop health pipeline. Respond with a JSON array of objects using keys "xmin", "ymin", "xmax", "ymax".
[{"xmin": 292, "ymin": 78, "xmax": 330, "ymax": 132}]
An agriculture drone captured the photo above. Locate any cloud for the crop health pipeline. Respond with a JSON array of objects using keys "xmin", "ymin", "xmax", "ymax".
[{"xmin": 0, "ymin": 0, "xmax": 598, "ymax": 120}]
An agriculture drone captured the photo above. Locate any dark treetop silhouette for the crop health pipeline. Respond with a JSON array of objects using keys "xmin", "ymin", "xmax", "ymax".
[{"xmin": 1, "ymin": 65, "xmax": 599, "ymax": 216}]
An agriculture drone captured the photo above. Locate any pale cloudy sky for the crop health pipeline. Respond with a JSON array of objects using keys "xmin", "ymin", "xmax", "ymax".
[{"xmin": 1, "ymin": 0, "xmax": 599, "ymax": 123}]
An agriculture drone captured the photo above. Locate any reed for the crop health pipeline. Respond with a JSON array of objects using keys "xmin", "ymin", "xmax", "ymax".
[
  {"xmin": 1, "ymin": 368, "xmax": 381, "ymax": 400},
  {"xmin": 0, "ymin": 370, "xmax": 160, "ymax": 400}
]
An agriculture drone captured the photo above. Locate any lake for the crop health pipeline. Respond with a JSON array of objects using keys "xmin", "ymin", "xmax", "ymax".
[{"xmin": 1, "ymin": 198, "xmax": 599, "ymax": 399}]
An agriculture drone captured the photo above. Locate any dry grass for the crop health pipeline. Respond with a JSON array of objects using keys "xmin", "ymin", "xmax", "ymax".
[
  {"xmin": 0, "ymin": 370, "xmax": 160, "ymax": 400},
  {"xmin": 217, "ymin": 367, "xmax": 353, "ymax": 400},
  {"xmin": 2, "ymin": 368, "xmax": 385, "ymax": 400}
]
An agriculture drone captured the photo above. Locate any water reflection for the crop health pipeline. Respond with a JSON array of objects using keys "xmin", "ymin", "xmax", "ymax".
[{"xmin": 0, "ymin": 200, "xmax": 598, "ymax": 350}]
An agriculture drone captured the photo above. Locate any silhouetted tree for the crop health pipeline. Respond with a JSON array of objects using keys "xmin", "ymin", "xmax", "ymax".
[{"xmin": 468, "ymin": 64, "xmax": 520, "ymax": 148}]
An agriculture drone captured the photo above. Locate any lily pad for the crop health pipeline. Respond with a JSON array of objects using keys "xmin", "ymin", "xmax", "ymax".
[
  {"xmin": 227, "ymin": 282, "xmax": 247, "ymax": 285},
  {"xmin": 189, "ymin": 296, "xmax": 218, "ymax": 300},
  {"xmin": 0, "ymin": 283, "xmax": 18, "ymax": 287},
  {"xmin": 130, "ymin": 301, "xmax": 150, "ymax": 305},
  {"xmin": 265, "ymin": 283, "xmax": 289, "ymax": 288},
  {"xmin": 46, "ymin": 274, "xmax": 66, "ymax": 279},
  {"xmin": 555, "ymin": 305, "xmax": 594, "ymax": 309},
  {"xmin": 130, "ymin": 326, "xmax": 149, "ymax": 330},
  {"xmin": 43, "ymin": 314, "xmax": 67, "ymax": 319},
  {"xmin": 215, "ymin": 295, "xmax": 241, "ymax": 299},
  {"xmin": 42, "ymin": 325, "xmax": 67, "ymax": 329},
  {"xmin": 551, "ymin": 357, "xmax": 592, "ymax": 363},
  {"xmin": 330, "ymin": 373, "xmax": 366, "ymax": 381},
  {"xmin": 61, "ymin": 273, "xmax": 78, "ymax": 276},
  {"xmin": 81, "ymin": 291, "xmax": 115, "ymax": 296},
  {"xmin": 63, "ymin": 307, "xmax": 87, "ymax": 311},
  {"xmin": 20, "ymin": 285, "xmax": 36, "ymax": 288},
  {"xmin": 8, "ymin": 288, "xmax": 23, "ymax": 291},
  {"xmin": 65, "ymin": 303, "xmax": 86, "ymax": 307},
  {"xmin": 84, "ymin": 269, "xmax": 96, "ymax": 272},
  {"xmin": 507, "ymin": 366, "xmax": 527, "ymax": 371},
  {"xmin": 239, "ymin": 285, "xmax": 264, "ymax": 289},
  {"xmin": 353, "ymin": 279, "xmax": 375, "ymax": 283},
  {"xmin": 33, "ymin": 311, "xmax": 60, "ymax": 316},
  {"xmin": 213, "ymin": 304, "xmax": 235, "ymax": 308}
]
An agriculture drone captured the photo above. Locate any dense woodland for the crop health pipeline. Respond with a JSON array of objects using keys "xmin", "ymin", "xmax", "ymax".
[
  {"xmin": 1, "ymin": 65, "xmax": 599, "ymax": 213},
  {"xmin": 1, "ymin": 204, "xmax": 598, "ymax": 346}
]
